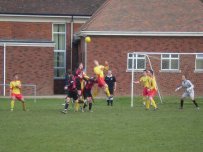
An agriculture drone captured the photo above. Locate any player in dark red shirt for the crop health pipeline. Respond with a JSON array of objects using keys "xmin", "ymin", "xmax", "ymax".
[
  {"xmin": 74, "ymin": 63, "xmax": 89, "ymax": 103},
  {"xmin": 83, "ymin": 77, "xmax": 97, "ymax": 112},
  {"xmin": 62, "ymin": 70, "xmax": 79, "ymax": 114}
]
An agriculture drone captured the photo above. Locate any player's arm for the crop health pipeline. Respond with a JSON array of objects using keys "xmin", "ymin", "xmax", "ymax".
[
  {"xmin": 114, "ymin": 76, "xmax": 117, "ymax": 91},
  {"xmin": 17, "ymin": 81, "xmax": 22, "ymax": 89},
  {"xmin": 186, "ymin": 80, "xmax": 194, "ymax": 92},
  {"xmin": 133, "ymin": 81, "xmax": 140, "ymax": 84},
  {"xmin": 9, "ymin": 82, "xmax": 13, "ymax": 97},
  {"xmin": 175, "ymin": 86, "xmax": 182, "ymax": 92},
  {"xmin": 83, "ymin": 72, "xmax": 90, "ymax": 80},
  {"xmin": 114, "ymin": 81, "xmax": 117, "ymax": 91}
]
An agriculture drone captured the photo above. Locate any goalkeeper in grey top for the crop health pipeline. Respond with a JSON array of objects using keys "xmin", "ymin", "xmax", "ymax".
[{"xmin": 175, "ymin": 75, "xmax": 199, "ymax": 110}]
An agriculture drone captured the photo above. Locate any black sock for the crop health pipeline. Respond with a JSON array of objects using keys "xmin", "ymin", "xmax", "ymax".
[
  {"xmin": 180, "ymin": 99, "xmax": 184, "ymax": 108},
  {"xmin": 110, "ymin": 100, "xmax": 113, "ymax": 106},
  {"xmin": 65, "ymin": 103, "xmax": 69, "ymax": 110},
  {"xmin": 107, "ymin": 100, "xmax": 110, "ymax": 106},
  {"xmin": 192, "ymin": 100, "xmax": 199, "ymax": 107},
  {"xmin": 89, "ymin": 103, "xmax": 92, "ymax": 110}
]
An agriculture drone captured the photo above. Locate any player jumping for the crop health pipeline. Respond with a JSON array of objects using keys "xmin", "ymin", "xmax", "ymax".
[
  {"xmin": 75, "ymin": 63, "xmax": 89, "ymax": 103},
  {"xmin": 93, "ymin": 60, "xmax": 111, "ymax": 99},
  {"xmin": 10, "ymin": 73, "xmax": 26, "ymax": 111},
  {"xmin": 175, "ymin": 75, "xmax": 199, "ymax": 110}
]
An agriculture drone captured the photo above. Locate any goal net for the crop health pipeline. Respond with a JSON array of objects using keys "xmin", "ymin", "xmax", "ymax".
[{"xmin": 130, "ymin": 52, "xmax": 203, "ymax": 107}]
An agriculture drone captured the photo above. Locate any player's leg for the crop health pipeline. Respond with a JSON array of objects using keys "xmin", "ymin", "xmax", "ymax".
[
  {"xmin": 19, "ymin": 96, "xmax": 26, "ymax": 111},
  {"xmin": 189, "ymin": 91, "xmax": 199, "ymax": 109},
  {"xmin": 180, "ymin": 92, "xmax": 187, "ymax": 109},
  {"xmin": 10, "ymin": 94, "xmax": 16, "ymax": 111},
  {"xmin": 73, "ymin": 91, "xmax": 80, "ymax": 112},
  {"xmin": 98, "ymin": 77, "xmax": 110, "ymax": 98},
  {"xmin": 87, "ymin": 97, "xmax": 93, "ymax": 112},
  {"xmin": 149, "ymin": 96, "xmax": 158, "ymax": 110},
  {"xmin": 142, "ymin": 87, "xmax": 148, "ymax": 106},
  {"xmin": 62, "ymin": 97, "xmax": 70, "ymax": 114},
  {"xmin": 15, "ymin": 94, "xmax": 26, "ymax": 111}
]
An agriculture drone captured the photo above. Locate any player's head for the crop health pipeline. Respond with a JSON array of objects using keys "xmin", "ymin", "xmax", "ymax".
[
  {"xmin": 148, "ymin": 69, "xmax": 154, "ymax": 76},
  {"xmin": 78, "ymin": 63, "xmax": 83, "ymax": 69},
  {"xmin": 13, "ymin": 73, "xmax": 19, "ymax": 80},
  {"xmin": 94, "ymin": 60, "xmax": 99, "ymax": 66},
  {"xmin": 143, "ymin": 69, "xmax": 147, "ymax": 75},
  {"xmin": 107, "ymin": 70, "xmax": 112, "ymax": 76},
  {"xmin": 182, "ymin": 75, "xmax": 186, "ymax": 81}
]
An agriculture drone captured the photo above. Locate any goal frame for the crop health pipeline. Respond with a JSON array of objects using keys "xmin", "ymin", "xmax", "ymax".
[{"xmin": 130, "ymin": 52, "xmax": 203, "ymax": 107}]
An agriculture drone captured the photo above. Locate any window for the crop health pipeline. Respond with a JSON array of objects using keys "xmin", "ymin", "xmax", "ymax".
[
  {"xmin": 161, "ymin": 54, "xmax": 179, "ymax": 70},
  {"xmin": 53, "ymin": 24, "xmax": 66, "ymax": 78},
  {"xmin": 127, "ymin": 53, "xmax": 146, "ymax": 70},
  {"xmin": 196, "ymin": 54, "xmax": 203, "ymax": 70}
]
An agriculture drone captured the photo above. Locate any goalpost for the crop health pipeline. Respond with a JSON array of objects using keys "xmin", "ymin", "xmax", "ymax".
[{"xmin": 130, "ymin": 52, "xmax": 203, "ymax": 107}]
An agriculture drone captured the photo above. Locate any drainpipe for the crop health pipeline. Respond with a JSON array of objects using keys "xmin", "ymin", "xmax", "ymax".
[
  {"xmin": 3, "ymin": 43, "xmax": 6, "ymax": 96},
  {"xmin": 84, "ymin": 39, "xmax": 87, "ymax": 72},
  {"xmin": 70, "ymin": 16, "xmax": 74, "ymax": 71}
]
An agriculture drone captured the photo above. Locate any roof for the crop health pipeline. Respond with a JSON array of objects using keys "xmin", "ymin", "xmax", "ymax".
[
  {"xmin": 80, "ymin": 0, "xmax": 203, "ymax": 33},
  {"xmin": 0, "ymin": 0, "xmax": 106, "ymax": 16}
]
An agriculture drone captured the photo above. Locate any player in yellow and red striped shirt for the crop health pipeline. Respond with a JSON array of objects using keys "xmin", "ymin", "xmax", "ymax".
[
  {"xmin": 10, "ymin": 73, "xmax": 26, "ymax": 111},
  {"xmin": 93, "ymin": 60, "xmax": 111, "ymax": 99},
  {"xmin": 134, "ymin": 70, "xmax": 150, "ymax": 105},
  {"xmin": 146, "ymin": 70, "xmax": 158, "ymax": 110}
]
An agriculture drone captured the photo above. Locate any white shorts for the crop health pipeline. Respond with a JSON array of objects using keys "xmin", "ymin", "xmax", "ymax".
[{"xmin": 182, "ymin": 90, "xmax": 194, "ymax": 100}]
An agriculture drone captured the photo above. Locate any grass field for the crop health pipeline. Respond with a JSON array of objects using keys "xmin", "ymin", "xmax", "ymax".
[{"xmin": 0, "ymin": 96, "xmax": 202, "ymax": 152}]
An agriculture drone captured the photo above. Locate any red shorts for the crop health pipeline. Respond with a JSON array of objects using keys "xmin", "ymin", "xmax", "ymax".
[
  {"xmin": 97, "ymin": 77, "xmax": 106, "ymax": 88},
  {"xmin": 11, "ymin": 93, "xmax": 23, "ymax": 101},
  {"xmin": 142, "ymin": 87, "xmax": 148, "ymax": 96},
  {"xmin": 148, "ymin": 89, "xmax": 157, "ymax": 97}
]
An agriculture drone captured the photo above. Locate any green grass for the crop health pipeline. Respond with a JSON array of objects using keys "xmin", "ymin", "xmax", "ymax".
[{"xmin": 0, "ymin": 97, "xmax": 202, "ymax": 152}]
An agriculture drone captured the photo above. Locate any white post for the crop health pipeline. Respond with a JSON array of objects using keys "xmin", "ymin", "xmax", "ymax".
[
  {"xmin": 84, "ymin": 40, "xmax": 87, "ymax": 72},
  {"xmin": 131, "ymin": 54, "xmax": 135, "ymax": 107},
  {"xmin": 34, "ymin": 85, "xmax": 37, "ymax": 102},
  {"xmin": 3, "ymin": 43, "xmax": 6, "ymax": 96},
  {"xmin": 146, "ymin": 55, "xmax": 163, "ymax": 103}
]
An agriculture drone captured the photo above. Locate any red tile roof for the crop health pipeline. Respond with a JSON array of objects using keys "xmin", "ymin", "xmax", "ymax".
[
  {"xmin": 0, "ymin": 0, "xmax": 106, "ymax": 16},
  {"xmin": 81, "ymin": 0, "xmax": 203, "ymax": 32}
]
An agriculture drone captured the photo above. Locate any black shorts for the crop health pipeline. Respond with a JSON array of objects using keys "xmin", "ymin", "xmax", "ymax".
[
  {"xmin": 67, "ymin": 90, "xmax": 78, "ymax": 100},
  {"xmin": 83, "ymin": 89, "xmax": 92, "ymax": 99},
  {"xmin": 108, "ymin": 87, "xmax": 114, "ymax": 95},
  {"xmin": 76, "ymin": 78, "xmax": 81, "ymax": 90}
]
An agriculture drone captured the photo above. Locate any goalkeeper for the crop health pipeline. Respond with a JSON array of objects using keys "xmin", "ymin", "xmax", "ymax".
[{"xmin": 175, "ymin": 75, "xmax": 199, "ymax": 110}]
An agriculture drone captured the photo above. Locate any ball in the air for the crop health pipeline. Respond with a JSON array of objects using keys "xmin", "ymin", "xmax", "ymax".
[{"xmin": 85, "ymin": 36, "xmax": 91, "ymax": 43}]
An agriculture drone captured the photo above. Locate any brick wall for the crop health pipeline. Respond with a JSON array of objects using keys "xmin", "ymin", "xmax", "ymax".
[
  {"xmin": 0, "ymin": 22, "xmax": 52, "ymax": 40},
  {"xmin": 84, "ymin": 36, "xmax": 203, "ymax": 96},
  {"xmin": 0, "ymin": 46, "xmax": 54, "ymax": 96}
]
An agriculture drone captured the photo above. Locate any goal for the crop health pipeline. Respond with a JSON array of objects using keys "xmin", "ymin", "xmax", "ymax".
[{"xmin": 130, "ymin": 52, "xmax": 203, "ymax": 107}]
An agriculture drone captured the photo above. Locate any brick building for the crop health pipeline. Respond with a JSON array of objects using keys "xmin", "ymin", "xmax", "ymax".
[
  {"xmin": 0, "ymin": 0, "xmax": 106, "ymax": 95},
  {"xmin": 78, "ymin": 0, "xmax": 203, "ymax": 96}
]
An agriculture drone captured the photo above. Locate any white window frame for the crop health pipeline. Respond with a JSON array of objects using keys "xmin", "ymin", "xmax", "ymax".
[
  {"xmin": 195, "ymin": 54, "xmax": 203, "ymax": 72},
  {"xmin": 52, "ymin": 23, "xmax": 66, "ymax": 79},
  {"xmin": 161, "ymin": 54, "xmax": 180, "ymax": 71},
  {"xmin": 127, "ymin": 53, "xmax": 146, "ymax": 71}
]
